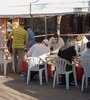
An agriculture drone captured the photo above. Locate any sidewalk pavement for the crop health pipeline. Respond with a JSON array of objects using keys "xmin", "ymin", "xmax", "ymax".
[{"xmin": 0, "ymin": 72, "xmax": 90, "ymax": 100}]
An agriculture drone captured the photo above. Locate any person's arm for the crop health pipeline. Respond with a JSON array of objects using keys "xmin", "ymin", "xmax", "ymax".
[
  {"xmin": 58, "ymin": 49, "xmax": 62, "ymax": 57},
  {"xmin": 26, "ymin": 46, "xmax": 34, "ymax": 57},
  {"xmin": 73, "ymin": 46, "xmax": 77, "ymax": 57},
  {"xmin": 49, "ymin": 37, "xmax": 54, "ymax": 49},
  {"xmin": 58, "ymin": 37, "xmax": 65, "ymax": 49},
  {"xmin": 26, "ymin": 49, "xmax": 30, "ymax": 57}
]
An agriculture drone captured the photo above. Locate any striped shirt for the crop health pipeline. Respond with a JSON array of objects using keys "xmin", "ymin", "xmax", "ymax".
[{"xmin": 12, "ymin": 26, "xmax": 28, "ymax": 48}]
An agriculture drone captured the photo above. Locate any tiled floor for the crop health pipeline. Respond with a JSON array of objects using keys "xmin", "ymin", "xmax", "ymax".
[{"xmin": 0, "ymin": 72, "xmax": 90, "ymax": 100}]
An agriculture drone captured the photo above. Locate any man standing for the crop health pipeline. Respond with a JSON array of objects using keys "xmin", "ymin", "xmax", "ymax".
[{"xmin": 12, "ymin": 23, "xmax": 28, "ymax": 74}]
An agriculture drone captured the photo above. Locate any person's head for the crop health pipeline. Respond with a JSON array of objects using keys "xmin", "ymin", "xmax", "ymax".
[
  {"xmin": 86, "ymin": 42, "xmax": 90, "ymax": 49},
  {"xmin": 53, "ymin": 33, "xmax": 59, "ymax": 38},
  {"xmin": 75, "ymin": 35, "xmax": 83, "ymax": 41},
  {"xmin": 52, "ymin": 33, "xmax": 59, "ymax": 43},
  {"xmin": 35, "ymin": 37, "xmax": 43, "ymax": 43},
  {"xmin": 24, "ymin": 24, "xmax": 31, "ymax": 30},
  {"xmin": 66, "ymin": 39, "xmax": 75, "ymax": 48},
  {"xmin": 19, "ymin": 22, "xmax": 24, "ymax": 27},
  {"xmin": 42, "ymin": 39, "xmax": 49, "ymax": 47}
]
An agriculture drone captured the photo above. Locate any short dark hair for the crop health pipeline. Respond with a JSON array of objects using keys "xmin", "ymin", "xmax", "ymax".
[
  {"xmin": 19, "ymin": 22, "xmax": 24, "ymax": 26},
  {"xmin": 24, "ymin": 24, "xmax": 31, "ymax": 30},
  {"xmin": 87, "ymin": 42, "xmax": 90, "ymax": 48},
  {"xmin": 53, "ymin": 33, "xmax": 58, "ymax": 38}
]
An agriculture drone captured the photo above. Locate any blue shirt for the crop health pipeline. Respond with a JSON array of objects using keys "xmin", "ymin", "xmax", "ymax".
[{"xmin": 27, "ymin": 28, "xmax": 36, "ymax": 48}]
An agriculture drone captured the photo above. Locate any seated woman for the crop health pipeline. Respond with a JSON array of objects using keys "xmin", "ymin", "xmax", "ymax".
[{"xmin": 58, "ymin": 39, "xmax": 77, "ymax": 85}]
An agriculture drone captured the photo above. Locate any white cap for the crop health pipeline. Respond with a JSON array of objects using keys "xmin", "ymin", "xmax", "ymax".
[{"xmin": 42, "ymin": 39, "xmax": 49, "ymax": 45}]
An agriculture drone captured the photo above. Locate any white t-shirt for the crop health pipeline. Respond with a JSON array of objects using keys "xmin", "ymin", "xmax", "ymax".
[
  {"xmin": 27, "ymin": 43, "xmax": 50, "ymax": 57},
  {"xmin": 81, "ymin": 49, "xmax": 90, "ymax": 59},
  {"xmin": 81, "ymin": 48, "xmax": 90, "ymax": 67},
  {"xmin": 49, "ymin": 36, "xmax": 65, "ymax": 52},
  {"xmin": 76, "ymin": 36, "xmax": 88, "ymax": 53}
]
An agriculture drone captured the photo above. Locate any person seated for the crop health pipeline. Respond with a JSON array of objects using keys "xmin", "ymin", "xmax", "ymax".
[
  {"xmin": 49, "ymin": 33, "xmax": 65, "ymax": 53},
  {"xmin": 27, "ymin": 39, "xmax": 50, "ymax": 57},
  {"xmin": 81, "ymin": 41, "xmax": 90, "ymax": 60},
  {"xmin": 66, "ymin": 38, "xmax": 79, "ymax": 55},
  {"xmin": 75, "ymin": 35, "xmax": 88, "ymax": 53},
  {"xmin": 58, "ymin": 40, "xmax": 77, "ymax": 85},
  {"xmin": 78, "ymin": 42, "xmax": 90, "ymax": 84},
  {"xmin": 24, "ymin": 39, "xmax": 50, "ymax": 81}
]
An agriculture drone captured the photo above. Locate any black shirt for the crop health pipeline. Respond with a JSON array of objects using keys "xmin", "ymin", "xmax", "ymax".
[{"xmin": 58, "ymin": 46, "xmax": 76, "ymax": 63}]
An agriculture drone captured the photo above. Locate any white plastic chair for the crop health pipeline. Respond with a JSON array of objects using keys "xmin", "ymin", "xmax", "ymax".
[
  {"xmin": 0, "ymin": 50, "xmax": 15, "ymax": 75},
  {"xmin": 81, "ymin": 58, "xmax": 90, "ymax": 91},
  {"xmin": 53, "ymin": 57, "xmax": 77, "ymax": 89},
  {"xmin": 27, "ymin": 57, "xmax": 48, "ymax": 85}
]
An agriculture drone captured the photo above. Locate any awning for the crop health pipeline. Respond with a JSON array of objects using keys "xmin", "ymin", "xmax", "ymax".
[
  {"xmin": 0, "ymin": 0, "xmax": 31, "ymax": 18},
  {"xmin": 0, "ymin": 0, "xmax": 89, "ymax": 18},
  {"xmin": 32, "ymin": 0, "xmax": 90, "ymax": 17}
]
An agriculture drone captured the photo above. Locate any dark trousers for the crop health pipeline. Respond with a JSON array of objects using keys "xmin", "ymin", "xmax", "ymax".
[
  {"xmin": 61, "ymin": 65, "xmax": 73, "ymax": 85},
  {"xmin": 61, "ymin": 73, "xmax": 73, "ymax": 85}
]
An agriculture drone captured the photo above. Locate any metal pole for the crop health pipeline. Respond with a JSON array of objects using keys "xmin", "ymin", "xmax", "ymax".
[
  {"xmin": 30, "ymin": 2, "xmax": 33, "ymax": 30},
  {"xmin": 30, "ymin": 3, "xmax": 31, "ymax": 16},
  {"xmin": 57, "ymin": 16, "xmax": 62, "ymax": 36},
  {"xmin": 30, "ymin": 0, "xmax": 39, "ymax": 30},
  {"xmin": 44, "ymin": 16, "xmax": 47, "ymax": 39},
  {"xmin": 30, "ymin": 0, "xmax": 39, "ymax": 15}
]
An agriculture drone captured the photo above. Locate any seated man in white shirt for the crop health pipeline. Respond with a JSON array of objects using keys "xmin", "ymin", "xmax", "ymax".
[
  {"xmin": 24, "ymin": 39, "xmax": 50, "ymax": 81},
  {"xmin": 27, "ymin": 39, "xmax": 50, "ymax": 57},
  {"xmin": 75, "ymin": 35, "xmax": 88, "ymax": 54},
  {"xmin": 49, "ymin": 33, "xmax": 65, "ymax": 53}
]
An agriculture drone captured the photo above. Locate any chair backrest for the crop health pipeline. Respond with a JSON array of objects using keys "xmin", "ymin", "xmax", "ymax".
[
  {"xmin": 81, "ymin": 58, "xmax": 90, "ymax": 77},
  {"xmin": 54, "ymin": 57, "xmax": 71, "ymax": 74},
  {"xmin": 27, "ymin": 57, "xmax": 44, "ymax": 71}
]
